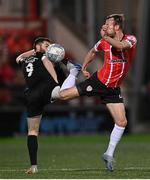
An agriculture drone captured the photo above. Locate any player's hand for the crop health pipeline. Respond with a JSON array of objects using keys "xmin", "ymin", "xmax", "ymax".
[
  {"xmin": 82, "ymin": 69, "xmax": 91, "ymax": 78},
  {"xmin": 100, "ymin": 25, "xmax": 107, "ymax": 38}
]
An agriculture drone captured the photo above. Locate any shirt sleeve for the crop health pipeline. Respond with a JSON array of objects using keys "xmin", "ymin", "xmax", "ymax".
[
  {"xmin": 94, "ymin": 39, "xmax": 104, "ymax": 51},
  {"xmin": 41, "ymin": 53, "xmax": 47, "ymax": 61},
  {"xmin": 125, "ymin": 35, "xmax": 137, "ymax": 48},
  {"xmin": 16, "ymin": 57, "xmax": 26, "ymax": 67},
  {"xmin": 41, "ymin": 55, "xmax": 47, "ymax": 61}
]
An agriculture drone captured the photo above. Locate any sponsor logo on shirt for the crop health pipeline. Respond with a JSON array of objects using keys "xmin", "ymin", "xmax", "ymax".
[
  {"xmin": 25, "ymin": 57, "xmax": 38, "ymax": 63},
  {"xmin": 86, "ymin": 85, "xmax": 93, "ymax": 92},
  {"xmin": 110, "ymin": 59, "xmax": 127, "ymax": 63}
]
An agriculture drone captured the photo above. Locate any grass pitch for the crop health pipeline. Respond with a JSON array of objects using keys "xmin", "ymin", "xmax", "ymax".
[{"xmin": 0, "ymin": 134, "xmax": 150, "ymax": 179}]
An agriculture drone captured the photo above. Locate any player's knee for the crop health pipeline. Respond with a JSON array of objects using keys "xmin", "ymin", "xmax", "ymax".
[
  {"xmin": 60, "ymin": 87, "xmax": 79, "ymax": 100},
  {"xmin": 59, "ymin": 90, "xmax": 68, "ymax": 100},
  {"xmin": 28, "ymin": 126, "xmax": 39, "ymax": 136},
  {"xmin": 28, "ymin": 130, "xmax": 39, "ymax": 136},
  {"xmin": 116, "ymin": 118, "xmax": 127, "ymax": 127}
]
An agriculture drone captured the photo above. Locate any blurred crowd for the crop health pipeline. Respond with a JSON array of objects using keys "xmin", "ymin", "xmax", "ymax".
[{"xmin": 0, "ymin": 31, "xmax": 40, "ymax": 106}]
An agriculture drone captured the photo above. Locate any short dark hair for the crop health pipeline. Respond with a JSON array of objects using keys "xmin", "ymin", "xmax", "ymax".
[
  {"xmin": 106, "ymin": 14, "xmax": 125, "ymax": 30},
  {"xmin": 33, "ymin": 37, "xmax": 51, "ymax": 49}
]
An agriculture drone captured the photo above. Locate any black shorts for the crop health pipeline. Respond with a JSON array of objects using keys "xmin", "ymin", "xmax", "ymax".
[
  {"xmin": 76, "ymin": 72, "xmax": 123, "ymax": 104},
  {"xmin": 24, "ymin": 81, "xmax": 59, "ymax": 117}
]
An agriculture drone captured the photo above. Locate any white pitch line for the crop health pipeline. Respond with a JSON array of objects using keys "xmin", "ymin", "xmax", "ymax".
[
  {"xmin": 0, "ymin": 167, "xmax": 150, "ymax": 172},
  {"xmin": 124, "ymin": 167, "xmax": 150, "ymax": 170}
]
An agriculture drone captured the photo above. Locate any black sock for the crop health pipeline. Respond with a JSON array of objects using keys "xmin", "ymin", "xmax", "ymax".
[{"xmin": 27, "ymin": 135, "xmax": 38, "ymax": 165}]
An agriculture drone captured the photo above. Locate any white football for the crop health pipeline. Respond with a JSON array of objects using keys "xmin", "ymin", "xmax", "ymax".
[{"xmin": 46, "ymin": 44, "xmax": 65, "ymax": 62}]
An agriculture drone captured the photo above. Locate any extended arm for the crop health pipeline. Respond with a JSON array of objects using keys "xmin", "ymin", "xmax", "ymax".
[
  {"xmin": 16, "ymin": 49, "xmax": 35, "ymax": 64},
  {"xmin": 82, "ymin": 48, "xmax": 97, "ymax": 78},
  {"xmin": 42, "ymin": 56, "xmax": 58, "ymax": 83}
]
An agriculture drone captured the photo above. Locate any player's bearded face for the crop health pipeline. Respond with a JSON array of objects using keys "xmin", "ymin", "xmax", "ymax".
[
  {"xmin": 40, "ymin": 41, "xmax": 50, "ymax": 52},
  {"xmin": 104, "ymin": 18, "xmax": 116, "ymax": 37}
]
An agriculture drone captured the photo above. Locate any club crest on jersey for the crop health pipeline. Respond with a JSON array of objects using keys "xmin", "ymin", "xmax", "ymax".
[{"xmin": 86, "ymin": 85, "xmax": 93, "ymax": 92}]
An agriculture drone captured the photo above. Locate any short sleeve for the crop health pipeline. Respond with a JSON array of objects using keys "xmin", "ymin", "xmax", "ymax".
[
  {"xmin": 94, "ymin": 39, "xmax": 104, "ymax": 51},
  {"xmin": 125, "ymin": 35, "xmax": 137, "ymax": 48},
  {"xmin": 41, "ymin": 55, "xmax": 47, "ymax": 61}
]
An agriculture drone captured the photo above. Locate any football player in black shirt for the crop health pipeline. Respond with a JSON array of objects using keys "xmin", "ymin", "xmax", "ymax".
[{"xmin": 16, "ymin": 37, "xmax": 81, "ymax": 174}]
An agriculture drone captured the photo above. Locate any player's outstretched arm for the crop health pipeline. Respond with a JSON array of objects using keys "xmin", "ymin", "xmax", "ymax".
[
  {"xmin": 82, "ymin": 48, "xmax": 96, "ymax": 78},
  {"xmin": 16, "ymin": 49, "xmax": 35, "ymax": 64},
  {"xmin": 42, "ymin": 56, "xmax": 59, "ymax": 83}
]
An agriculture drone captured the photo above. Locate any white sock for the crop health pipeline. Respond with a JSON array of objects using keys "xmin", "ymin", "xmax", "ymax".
[
  {"xmin": 31, "ymin": 165, "xmax": 38, "ymax": 172},
  {"xmin": 69, "ymin": 68, "xmax": 79, "ymax": 76},
  {"xmin": 105, "ymin": 124, "xmax": 125, "ymax": 157},
  {"xmin": 67, "ymin": 61, "xmax": 80, "ymax": 76},
  {"xmin": 31, "ymin": 165, "xmax": 37, "ymax": 169},
  {"xmin": 60, "ymin": 74, "xmax": 76, "ymax": 91}
]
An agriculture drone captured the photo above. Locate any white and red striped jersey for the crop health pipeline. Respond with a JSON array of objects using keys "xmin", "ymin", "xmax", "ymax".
[{"xmin": 94, "ymin": 34, "xmax": 137, "ymax": 88}]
